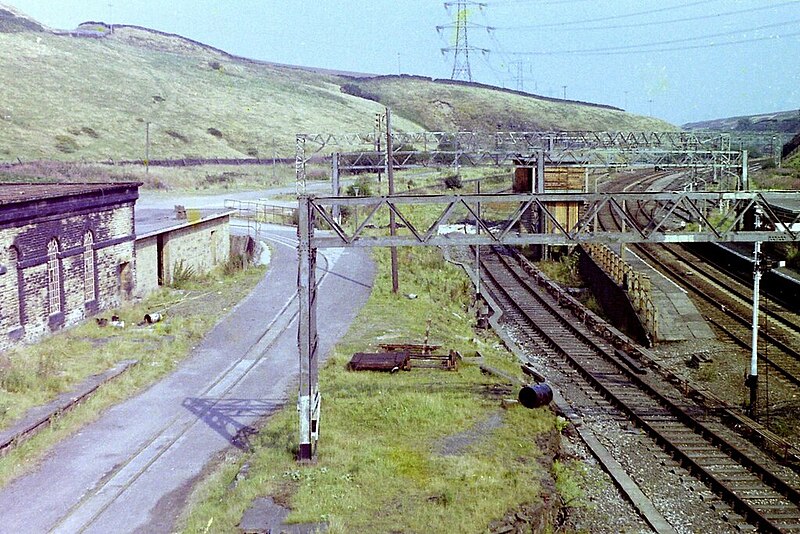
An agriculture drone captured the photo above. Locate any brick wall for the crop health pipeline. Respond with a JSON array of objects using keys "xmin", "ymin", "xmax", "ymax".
[{"xmin": 0, "ymin": 190, "xmax": 136, "ymax": 351}]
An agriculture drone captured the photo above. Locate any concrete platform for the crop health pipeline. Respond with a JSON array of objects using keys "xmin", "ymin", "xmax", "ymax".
[{"xmin": 615, "ymin": 246, "xmax": 715, "ymax": 343}]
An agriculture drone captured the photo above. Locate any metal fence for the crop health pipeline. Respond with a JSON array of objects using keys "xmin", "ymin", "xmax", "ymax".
[{"xmin": 224, "ymin": 199, "xmax": 298, "ymax": 227}]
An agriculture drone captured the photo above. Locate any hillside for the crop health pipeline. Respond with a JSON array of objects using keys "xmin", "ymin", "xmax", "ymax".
[
  {"xmin": 0, "ymin": 4, "xmax": 43, "ymax": 32},
  {"xmin": 345, "ymin": 76, "xmax": 673, "ymax": 132},
  {"xmin": 1, "ymin": 6, "xmax": 674, "ymax": 164},
  {"xmin": 683, "ymin": 109, "xmax": 800, "ymax": 134}
]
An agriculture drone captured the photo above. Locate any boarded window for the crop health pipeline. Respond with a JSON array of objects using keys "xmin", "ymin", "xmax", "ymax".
[
  {"xmin": 84, "ymin": 232, "xmax": 95, "ymax": 302},
  {"xmin": 47, "ymin": 239, "xmax": 61, "ymax": 315}
]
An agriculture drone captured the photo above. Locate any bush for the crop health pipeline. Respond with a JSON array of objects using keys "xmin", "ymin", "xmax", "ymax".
[
  {"xmin": 207, "ymin": 127, "xmax": 223, "ymax": 138},
  {"xmin": 339, "ymin": 83, "xmax": 381, "ymax": 102},
  {"xmin": 54, "ymin": 134, "xmax": 79, "ymax": 154},
  {"xmin": 222, "ymin": 254, "xmax": 246, "ymax": 275},
  {"xmin": 346, "ymin": 176, "xmax": 373, "ymax": 197},
  {"xmin": 81, "ymin": 126, "xmax": 100, "ymax": 139},
  {"xmin": 166, "ymin": 130, "xmax": 190, "ymax": 144},
  {"xmin": 444, "ymin": 174, "xmax": 463, "ymax": 189}
]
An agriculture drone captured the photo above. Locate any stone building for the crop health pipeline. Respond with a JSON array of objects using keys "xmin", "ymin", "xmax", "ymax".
[{"xmin": 0, "ymin": 183, "xmax": 139, "ymax": 351}]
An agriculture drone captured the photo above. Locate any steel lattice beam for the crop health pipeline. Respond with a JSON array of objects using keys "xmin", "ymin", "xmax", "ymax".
[
  {"xmin": 303, "ymin": 191, "xmax": 800, "ymax": 248},
  {"xmin": 295, "ymin": 130, "xmax": 751, "ymax": 193}
]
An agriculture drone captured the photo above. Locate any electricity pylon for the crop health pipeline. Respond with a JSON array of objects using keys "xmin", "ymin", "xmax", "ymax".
[{"xmin": 438, "ymin": 1, "xmax": 490, "ymax": 82}]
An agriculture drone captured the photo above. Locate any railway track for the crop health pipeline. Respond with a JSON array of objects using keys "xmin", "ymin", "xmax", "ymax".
[
  {"xmin": 594, "ymin": 171, "xmax": 800, "ymax": 399},
  {"xmin": 480, "ymin": 246, "xmax": 800, "ymax": 532},
  {"xmin": 634, "ymin": 244, "xmax": 800, "ymax": 391}
]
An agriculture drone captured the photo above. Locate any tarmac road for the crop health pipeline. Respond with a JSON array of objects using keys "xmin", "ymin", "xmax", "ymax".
[{"xmin": 0, "ymin": 224, "xmax": 375, "ymax": 533}]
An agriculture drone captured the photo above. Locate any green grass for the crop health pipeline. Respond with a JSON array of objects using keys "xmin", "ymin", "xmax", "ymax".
[
  {"xmin": 178, "ymin": 247, "xmax": 559, "ymax": 533},
  {"xmin": 349, "ymin": 77, "xmax": 676, "ymax": 133},
  {"xmin": 0, "ymin": 28, "xmax": 423, "ymax": 163},
  {"xmin": 0, "ymin": 262, "xmax": 267, "ymax": 487},
  {"xmin": 2, "ymin": 24, "xmax": 676, "ymax": 172}
]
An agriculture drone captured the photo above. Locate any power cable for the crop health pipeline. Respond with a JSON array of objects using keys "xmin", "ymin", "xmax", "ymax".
[
  {"xmin": 506, "ymin": 17, "xmax": 800, "ymax": 55},
  {"xmin": 492, "ymin": 1, "xmax": 800, "ymax": 32},
  {"xmin": 493, "ymin": 0, "xmax": 720, "ymax": 29},
  {"xmin": 534, "ymin": 30, "xmax": 800, "ymax": 56},
  {"xmin": 486, "ymin": 0, "xmax": 598, "ymax": 5}
]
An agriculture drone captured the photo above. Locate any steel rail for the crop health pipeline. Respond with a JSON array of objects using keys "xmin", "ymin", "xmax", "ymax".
[{"xmin": 481, "ymin": 248, "xmax": 800, "ymax": 532}]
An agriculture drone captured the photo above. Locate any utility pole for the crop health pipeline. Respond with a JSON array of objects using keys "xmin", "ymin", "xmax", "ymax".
[
  {"xmin": 562, "ymin": 85, "xmax": 567, "ymax": 99},
  {"xmin": 375, "ymin": 113, "xmax": 383, "ymax": 183},
  {"xmin": 624, "ymin": 90, "xmax": 629, "ymax": 110},
  {"xmin": 145, "ymin": 121, "xmax": 151, "ymax": 174},
  {"xmin": 747, "ymin": 210, "xmax": 763, "ymax": 416},
  {"xmin": 438, "ymin": 1, "xmax": 489, "ymax": 82},
  {"xmin": 648, "ymin": 99, "xmax": 654, "ymax": 116},
  {"xmin": 386, "ymin": 108, "xmax": 399, "ymax": 293},
  {"xmin": 512, "ymin": 61, "xmax": 524, "ymax": 91}
]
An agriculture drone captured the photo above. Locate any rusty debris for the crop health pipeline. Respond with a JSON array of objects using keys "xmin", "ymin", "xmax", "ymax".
[
  {"xmin": 347, "ymin": 351, "xmax": 410, "ymax": 372},
  {"xmin": 344, "ymin": 343, "xmax": 461, "ymax": 372}
]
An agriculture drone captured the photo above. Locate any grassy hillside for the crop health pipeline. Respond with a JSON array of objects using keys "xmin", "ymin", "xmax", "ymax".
[
  {"xmin": 683, "ymin": 109, "xmax": 800, "ymax": 133},
  {"xmin": 0, "ymin": 26, "xmax": 423, "ymax": 162},
  {"xmin": 1, "ymin": 7, "xmax": 675, "ymax": 165},
  {"xmin": 344, "ymin": 76, "xmax": 674, "ymax": 132},
  {"xmin": 0, "ymin": 5, "xmax": 43, "ymax": 32}
]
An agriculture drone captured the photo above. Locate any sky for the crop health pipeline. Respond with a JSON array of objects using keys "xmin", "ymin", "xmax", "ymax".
[{"xmin": 7, "ymin": 0, "xmax": 800, "ymax": 126}]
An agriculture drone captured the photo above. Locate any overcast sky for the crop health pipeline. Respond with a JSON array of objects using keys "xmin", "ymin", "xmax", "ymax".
[{"xmin": 7, "ymin": 0, "xmax": 800, "ymax": 125}]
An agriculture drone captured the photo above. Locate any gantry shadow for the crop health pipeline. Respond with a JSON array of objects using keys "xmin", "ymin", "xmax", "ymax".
[{"xmin": 182, "ymin": 397, "xmax": 284, "ymax": 451}]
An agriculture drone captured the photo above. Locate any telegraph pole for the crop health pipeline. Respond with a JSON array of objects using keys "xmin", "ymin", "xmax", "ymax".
[
  {"xmin": 386, "ymin": 108, "xmax": 399, "ymax": 293},
  {"xmin": 375, "ymin": 113, "xmax": 383, "ymax": 183},
  {"xmin": 145, "ymin": 121, "xmax": 151, "ymax": 174}
]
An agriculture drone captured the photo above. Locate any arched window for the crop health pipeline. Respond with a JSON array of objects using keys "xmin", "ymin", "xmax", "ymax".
[
  {"xmin": 6, "ymin": 246, "xmax": 21, "ymax": 328},
  {"xmin": 47, "ymin": 239, "xmax": 61, "ymax": 315},
  {"xmin": 83, "ymin": 232, "xmax": 95, "ymax": 302}
]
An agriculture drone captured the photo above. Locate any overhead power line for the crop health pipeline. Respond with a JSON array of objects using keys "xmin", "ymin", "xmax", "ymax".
[
  {"xmin": 495, "ymin": 0, "xmax": 719, "ymax": 30},
  {"xmin": 506, "ymin": 17, "xmax": 800, "ymax": 56},
  {"xmin": 491, "ymin": 0, "xmax": 800, "ymax": 32},
  {"xmin": 485, "ymin": 0, "xmax": 595, "ymax": 5},
  {"xmin": 571, "ymin": 29, "xmax": 800, "ymax": 56}
]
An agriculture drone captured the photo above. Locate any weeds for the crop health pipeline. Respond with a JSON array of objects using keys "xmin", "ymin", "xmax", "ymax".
[
  {"xmin": 171, "ymin": 260, "xmax": 197, "ymax": 288},
  {"xmin": 553, "ymin": 460, "xmax": 589, "ymax": 509}
]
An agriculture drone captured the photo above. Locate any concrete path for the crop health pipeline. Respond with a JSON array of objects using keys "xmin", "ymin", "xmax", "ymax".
[
  {"xmin": 0, "ymin": 225, "xmax": 375, "ymax": 533},
  {"xmin": 137, "ymin": 181, "xmax": 339, "ymax": 211}
]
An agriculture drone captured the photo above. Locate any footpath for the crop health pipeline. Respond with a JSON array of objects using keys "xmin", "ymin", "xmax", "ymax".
[{"xmin": 0, "ymin": 226, "xmax": 374, "ymax": 533}]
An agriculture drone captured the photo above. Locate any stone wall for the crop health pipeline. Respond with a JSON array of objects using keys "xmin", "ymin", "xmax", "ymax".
[
  {"xmin": 133, "ymin": 235, "xmax": 159, "ymax": 299},
  {"xmin": 134, "ymin": 215, "xmax": 231, "ymax": 295}
]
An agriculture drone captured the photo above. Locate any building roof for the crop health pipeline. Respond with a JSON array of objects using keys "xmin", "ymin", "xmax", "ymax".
[
  {"xmin": 135, "ymin": 208, "xmax": 233, "ymax": 239},
  {"xmin": 0, "ymin": 182, "xmax": 141, "ymax": 205}
]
